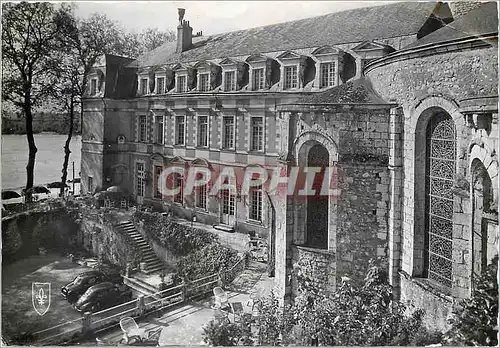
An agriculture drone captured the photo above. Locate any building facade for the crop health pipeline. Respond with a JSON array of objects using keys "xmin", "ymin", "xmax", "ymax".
[{"xmin": 81, "ymin": 1, "xmax": 498, "ymax": 329}]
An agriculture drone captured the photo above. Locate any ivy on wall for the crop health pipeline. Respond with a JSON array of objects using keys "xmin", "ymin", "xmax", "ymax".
[
  {"xmin": 133, "ymin": 211, "xmax": 218, "ymax": 256},
  {"xmin": 133, "ymin": 211, "xmax": 239, "ymax": 280},
  {"xmin": 444, "ymin": 255, "xmax": 498, "ymax": 346}
]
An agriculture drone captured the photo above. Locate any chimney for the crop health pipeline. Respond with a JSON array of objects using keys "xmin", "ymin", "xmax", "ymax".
[{"xmin": 176, "ymin": 8, "xmax": 193, "ymax": 53}]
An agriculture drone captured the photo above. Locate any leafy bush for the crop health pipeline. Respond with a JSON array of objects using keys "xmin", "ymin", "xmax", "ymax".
[
  {"xmin": 253, "ymin": 291, "xmax": 291, "ymax": 346},
  {"xmin": 133, "ymin": 211, "xmax": 218, "ymax": 255},
  {"xmin": 287, "ymin": 261, "xmax": 436, "ymax": 346},
  {"xmin": 177, "ymin": 243, "xmax": 240, "ymax": 280},
  {"xmin": 202, "ymin": 317, "xmax": 241, "ymax": 346},
  {"xmin": 444, "ymin": 255, "xmax": 498, "ymax": 346},
  {"xmin": 239, "ymin": 260, "xmax": 441, "ymax": 346}
]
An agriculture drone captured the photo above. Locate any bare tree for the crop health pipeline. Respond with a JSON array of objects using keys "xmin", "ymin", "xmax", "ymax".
[
  {"xmin": 53, "ymin": 11, "xmax": 125, "ymax": 196},
  {"xmin": 2, "ymin": 2, "xmax": 68, "ymax": 199},
  {"xmin": 119, "ymin": 27, "xmax": 176, "ymax": 59}
]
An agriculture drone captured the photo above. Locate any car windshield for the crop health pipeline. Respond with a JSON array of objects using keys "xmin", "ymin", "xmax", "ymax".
[
  {"xmin": 78, "ymin": 287, "xmax": 101, "ymax": 303},
  {"xmin": 73, "ymin": 274, "xmax": 87, "ymax": 285},
  {"xmin": 78, "ymin": 288, "xmax": 96, "ymax": 303}
]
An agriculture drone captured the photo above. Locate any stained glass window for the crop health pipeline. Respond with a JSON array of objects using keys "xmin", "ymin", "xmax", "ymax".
[{"xmin": 425, "ymin": 113, "xmax": 456, "ymax": 288}]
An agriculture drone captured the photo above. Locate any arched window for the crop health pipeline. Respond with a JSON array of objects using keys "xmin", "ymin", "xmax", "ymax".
[{"xmin": 425, "ymin": 113, "xmax": 456, "ymax": 287}]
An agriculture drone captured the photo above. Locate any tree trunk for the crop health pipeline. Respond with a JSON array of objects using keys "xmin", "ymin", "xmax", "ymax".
[
  {"xmin": 24, "ymin": 93, "xmax": 37, "ymax": 203},
  {"xmin": 60, "ymin": 96, "xmax": 75, "ymax": 197}
]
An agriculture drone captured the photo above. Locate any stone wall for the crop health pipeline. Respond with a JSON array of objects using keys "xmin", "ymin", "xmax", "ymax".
[
  {"xmin": 2, "ymin": 208, "xmax": 79, "ymax": 264},
  {"xmin": 367, "ymin": 40, "xmax": 498, "ymax": 330},
  {"xmin": 78, "ymin": 212, "xmax": 135, "ymax": 269},
  {"xmin": 400, "ymin": 272, "xmax": 453, "ymax": 330},
  {"xmin": 336, "ymin": 162, "xmax": 390, "ymax": 282},
  {"xmin": 291, "ymin": 245, "xmax": 336, "ymax": 297},
  {"xmin": 273, "ymin": 106, "xmax": 394, "ymax": 299},
  {"xmin": 366, "ymin": 46, "xmax": 498, "ymax": 110}
]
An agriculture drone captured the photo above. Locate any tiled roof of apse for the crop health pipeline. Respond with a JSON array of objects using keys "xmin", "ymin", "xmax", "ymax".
[
  {"xmin": 132, "ymin": 2, "xmax": 440, "ymax": 68},
  {"xmin": 295, "ymin": 78, "xmax": 389, "ymax": 105},
  {"xmin": 404, "ymin": 2, "xmax": 498, "ymax": 49}
]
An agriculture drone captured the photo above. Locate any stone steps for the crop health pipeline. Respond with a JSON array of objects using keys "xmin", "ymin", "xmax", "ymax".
[
  {"xmin": 114, "ymin": 221, "xmax": 166, "ymax": 275},
  {"xmin": 213, "ymin": 224, "xmax": 235, "ymax": 233},
  {"xmin": 123, "ymin": 275, "xmax": 161, "ymax": 299}
]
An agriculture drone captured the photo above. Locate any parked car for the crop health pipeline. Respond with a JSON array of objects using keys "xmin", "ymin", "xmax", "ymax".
[
  {"xmin": 74, "ymin": 282, "xmax": 132, "ymax": 313},
  {"xmin": 47, "ymin": 181, "xmax": 70, "ymax": 197},
  {"xmin": 22, "ymin": 185, "xmax": 51, "ymax": 201},
  {"xmin": 1, "ymin": 190, "xmax": 25, "ymax": 207},
  {"xmin": 61, "ymin": 270, "xmax": 122, "ymax": 303}
]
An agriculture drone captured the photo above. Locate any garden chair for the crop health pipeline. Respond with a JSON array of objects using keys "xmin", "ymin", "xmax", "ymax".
[
  {"xmin": 230, "ymin": 301, "xmax": 244, "ymax": 323},
  {"xmin": 212, "ymin": 287, "xmax": 229, "ymax": 309},
  {"xmin": 246, "ymin": 289, "xmax": 262, "ymax": 311},
  {"xmin": 121, "ymin": 198, "xmax": 128, "ymax": 209},
  {"xmin": 119, "ymin": 317, "xmax": 146, "ymax": 344}
]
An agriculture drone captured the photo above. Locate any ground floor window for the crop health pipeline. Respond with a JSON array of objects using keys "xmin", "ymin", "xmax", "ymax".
[
  {"xmin": 222, "ymin": 189, "xmax": 235, "ymax": 215},
  {"xmin": 136, "ymin": 162, "xmax": 145, "ymax": 197},
  {"xmin": 249, "ymin": 188, "xmax": 262, "ymax": 221},
  {"xmin": 154, "ymin": 165, "xmax": 163, "ymax": 199},
  {"xmin": 173, "ymin": 173, "xmax": 184, "ymax": 204},
  {"xmin": 196, "ymin": 184, "xmax": 207, "ymax": 209}
]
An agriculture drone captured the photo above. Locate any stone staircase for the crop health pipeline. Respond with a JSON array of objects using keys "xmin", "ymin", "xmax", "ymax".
[
  {"xmin": 213, "ymin": 223, "xmax": 235, "ymax": 233},
  {"xmin": 122, "ymin": 275, "xmax": 162, "ymax": 299},
  {"xmin": 114, "ymin": 221, "xmax": 165, "ymax": 274}
]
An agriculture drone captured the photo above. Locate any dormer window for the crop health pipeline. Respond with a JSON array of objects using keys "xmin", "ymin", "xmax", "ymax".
[
  {"xmin": 352, "ymin": 41, "xmax": 395, "ymax": 69},
  {"xmin": 156, "ymin": 77, "xmax": 165, "ymax": 94},
  {"xmin": 277, "ymin": 51, "xmax": 304, "ymax": 91},
  {"xmin": 320, "ymin": 62, "xmax": 336, "ymax": 88},
  {"xmin": 224, "ymin": 71, "xmax": 236, "ymax": 91},
  {"xmin": 246, "ymin": 54, "xmax": 272, "ymax": 91},
  {"xmin": 177, "ymin": 75, "xmax": 187, "ymax": 93},
  {"xmin": 253, "ymin": 68, "xmax": 265, "ymax": 90},
  {"xmin": 284, "ymin": 66, "xmax": 298, "ymax": 90},
  {"xmin": 220, "ymin": 58, "xmax": 246, "ymax": 92},
  {"xmin": 140, "ymin": 78, "xmax": 148, "ymax": 94},
  {"xmin": 199, "ymin": 73, "xmax": 210, "ymax": 92},
  {"xmin": 311, "ymin": 46, "xmax": 343, "ymax": 89},
  {"xmin": 90, "ymin": 78, "xmax": 98, "ymax": 95}
]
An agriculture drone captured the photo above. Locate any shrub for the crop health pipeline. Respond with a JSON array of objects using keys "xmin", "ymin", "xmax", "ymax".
[
  {"xmin": 133, "ymin": 211, "xmax": 218, "ymax": 255},
  {"xmin": 444, "ymin": 255, "xmax": 498, "ymax": 346},
  {"xmin": 253, "ymin": 291, "xmax": 291, "ymax": 346},
  {"xmin": 176, "ymin": 243, "xmax": 239, "ymax": 280},
  {"xmin": 288, "ymin": 261, "xmax": 433, "ymax": 346},
  {"xmin": 247, "ymin": 260, "xmax": 441, "ymax": 346},
  {"xmin": 202, "ymin": 317, "xmax": 241, "ymax": 346}
]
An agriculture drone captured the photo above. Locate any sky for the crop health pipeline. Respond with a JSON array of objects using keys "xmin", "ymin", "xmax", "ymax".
[{"xmin": 75, "ymin": 1, "xmax": 393, "ymax": 36}]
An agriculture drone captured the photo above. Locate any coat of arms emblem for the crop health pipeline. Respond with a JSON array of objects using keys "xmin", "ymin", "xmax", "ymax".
[{"xmin": 32, "ymin": 282, "xmax": 51, "ymax": 316}]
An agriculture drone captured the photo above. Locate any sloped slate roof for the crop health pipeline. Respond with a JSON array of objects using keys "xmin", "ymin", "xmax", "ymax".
[
  {"xmin": 132, "ymin": 2, "xmax": 440, "ymax": 68},
  {"xmin": 404, "ymin": 2, "xmax": 498, "ymax": 49},
  {"xmin": 295, "ymin": 78, "xmax": 389, "ymax": 105}
]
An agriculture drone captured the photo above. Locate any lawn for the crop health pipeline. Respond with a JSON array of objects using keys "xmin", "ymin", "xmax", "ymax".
[{"xmin": 2, "ymin": 253, "xmax": 91, "ymax": 341}]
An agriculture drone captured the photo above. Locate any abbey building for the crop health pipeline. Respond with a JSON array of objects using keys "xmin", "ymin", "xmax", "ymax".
[{"xmin": 81, "ymin": 2, "xmax": 498, "ymax": 329}]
